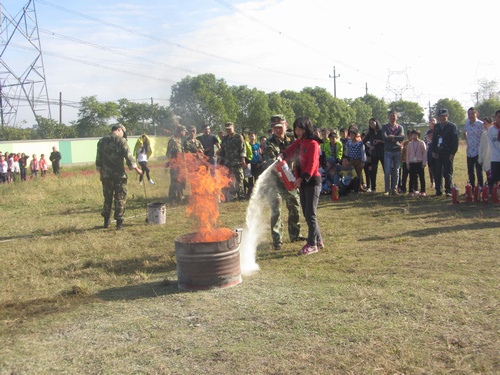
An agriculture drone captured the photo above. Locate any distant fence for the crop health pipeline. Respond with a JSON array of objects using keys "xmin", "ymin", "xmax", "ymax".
[{"xmin": 0, "ymin": 136, "xmax": 168, "ymax": 167}]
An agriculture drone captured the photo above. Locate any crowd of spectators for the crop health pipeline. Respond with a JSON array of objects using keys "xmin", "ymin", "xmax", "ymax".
[{"xmin": 0, "ymin": 146, "xmax": 62, "ymax": 183}]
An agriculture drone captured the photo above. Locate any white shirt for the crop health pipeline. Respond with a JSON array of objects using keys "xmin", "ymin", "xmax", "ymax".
[
  {"xmin": 137, "ymin": 150, "xmax": 148, "ymax": 163},
  {"xmin": 487, "ymin": 125, "xmax": 500, "ymax": 162},
  {"xmin": 464, "ymin": 119, "xmax": 484, "ymax": 157}
]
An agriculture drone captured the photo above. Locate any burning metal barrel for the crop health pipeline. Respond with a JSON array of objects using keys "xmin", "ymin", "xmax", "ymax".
[{"xmin": 174, "ymin": 228, "xmax": 242, "ymax": 291}]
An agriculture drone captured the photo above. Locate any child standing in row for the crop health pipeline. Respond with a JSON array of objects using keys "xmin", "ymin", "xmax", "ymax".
[
  {"xmin": 0, "ymin": 154, "xmax": 7, "ymax": 183},
  {"xmin": 345, "ymin": 130, "xmax": 366, "ymax": 190},
  {"xmin": 30, "ymin": 154, "xmax": 39, "ymax": 179},
  {"xmin": 39, "ymin": 154, "xmax": 48, "ymax": 177},
  {"xmin": 406, "ymin": 129, "xmax": 427, "ymax": 197}
]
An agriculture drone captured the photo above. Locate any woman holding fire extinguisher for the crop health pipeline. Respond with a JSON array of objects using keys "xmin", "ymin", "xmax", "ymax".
[{"xmin": 280, "ymin": 117, "xmax": 324, "ymax": 255}]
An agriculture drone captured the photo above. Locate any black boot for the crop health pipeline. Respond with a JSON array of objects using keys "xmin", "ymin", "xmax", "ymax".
[
  {"xmin": 116, "ymin": 219, "xmax": 124, "ymax": 231},
  {"xmin": 103, "ymin": 217, "xmax": 111, "ymax": 228}
]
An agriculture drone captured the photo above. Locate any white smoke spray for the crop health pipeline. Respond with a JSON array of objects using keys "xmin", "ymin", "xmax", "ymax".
[{"xmin": 239, "ymin": 161, "xmax": 278, "ymax": 275}]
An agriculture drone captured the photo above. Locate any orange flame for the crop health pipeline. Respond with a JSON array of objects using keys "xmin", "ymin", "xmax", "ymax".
[{"xmin": 171, "ymin": 153, "xmax": 235, "ymax": 242}]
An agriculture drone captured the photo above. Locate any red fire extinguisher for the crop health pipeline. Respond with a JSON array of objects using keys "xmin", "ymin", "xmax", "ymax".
[
  {"xmin": 481, "ymin": 185, "xmax": 489, "ymax": 203},
  {"xmin": 465, "ymin": 182, "xmax": 473, "ymax": 202},
  {"xmin": 275, "ymin": 159, "xmax": 296, "ymax": 191},
  {"xmin": 492, "ymin": 185, "xmax": 499, "ymax": 204},
  {"xmin": 332, "ymin": 185, "xmax": 339, "ymax": 201},
  {"xmin": 452, "ymin": 185, "xmax": 459, "ymax": 204},
  {"xmin": 473, "ymin": 185, "xmax": 480, "ymax": 203}
]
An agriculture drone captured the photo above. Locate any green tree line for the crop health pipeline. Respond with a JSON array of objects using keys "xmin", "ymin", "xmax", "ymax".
[{"xmin": 2, "ymin": 74, "xmax": 499, "ymax": 141}]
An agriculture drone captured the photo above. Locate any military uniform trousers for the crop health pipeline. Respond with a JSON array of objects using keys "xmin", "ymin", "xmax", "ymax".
[
  {"xmin": 168, "ymin": 167, "xmax": 185, "ymax": 201},
  {"xmin": 101, "ymin": 177, "xmax": 127, "ymax": 220},
  {"xmin": 267, "ymin": 177, "xmax": 301, "ymax": 245},
  {"xmin": 228, "ymin": 164, "xmax": 245, "ymax": 200}
]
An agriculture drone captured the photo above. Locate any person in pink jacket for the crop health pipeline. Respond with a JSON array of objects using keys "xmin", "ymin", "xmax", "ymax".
[
  {"xmin": 406, "ymin": 129, "xmax": 427, "ymax": 197},
  {"xmin": 281, "ymin": 117, "xmax": 323, "ymax": 255},
  {"xmin": 30, "ymin": 154, "xmax": 39, "ymax": 179},
  {"xmin": 39, "ymin": 154, "xmax": 49, "ymax": 177}
]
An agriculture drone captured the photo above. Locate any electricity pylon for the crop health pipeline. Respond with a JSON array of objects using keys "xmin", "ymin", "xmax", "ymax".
[{"xmin": 0, "ymin": 0, "xmax": 51, "ymax": 135}]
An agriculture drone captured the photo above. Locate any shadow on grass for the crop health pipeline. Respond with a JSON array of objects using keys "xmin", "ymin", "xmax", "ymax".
[
  {"xmin": 96, "ymin": 279, "xmax": 180, "ymax": 301},
  {"xmin": 80, "ymin": 255, "xmax": 177, "ymax": 275},
  {"xmin": 0, "ymin": 280, "xmax": 181, "ymax": 322},
  {"xmin": 358, "ymin": 221, "xmax": 500, "ymax": 242}
]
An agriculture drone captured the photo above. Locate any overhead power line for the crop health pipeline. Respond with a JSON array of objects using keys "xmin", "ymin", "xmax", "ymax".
[{"xmin": 35, "ymin": 0, "xmax": 333, "ymax": 84}]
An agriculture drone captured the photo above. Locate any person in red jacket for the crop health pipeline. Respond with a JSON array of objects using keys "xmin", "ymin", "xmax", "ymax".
[{"xmin": 281, "ymin": 117, "xmax": 324, "ymax": 255}]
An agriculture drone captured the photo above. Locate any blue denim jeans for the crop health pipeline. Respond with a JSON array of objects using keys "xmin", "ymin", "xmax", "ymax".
[{"xmin": 384, "ymin": 151, "xmax": 402, "ymax": 192}]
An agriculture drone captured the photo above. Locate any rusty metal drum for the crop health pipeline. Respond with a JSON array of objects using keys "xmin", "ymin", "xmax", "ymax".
[{"xmin": 174, "ymin": 230, "xmax": 242, "ymax": 291}]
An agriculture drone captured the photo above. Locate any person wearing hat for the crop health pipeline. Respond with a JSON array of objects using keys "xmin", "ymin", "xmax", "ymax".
[
  {"xmin": 219, "ymin": 122, "xmax": 247, "ymax": 201},
  {"xmin": 197, "ymin": 124, "xmax": 220, "ymax": 165},
  {"xmin": 263, "ymin": 115, "xmax": 305, "ymax": 250},
  {"xmin": 166, "ymin": 125, "xmax": 187, "ymax": 203},
  {"xmin": 183, "ymin": 126, "xmax": 204, "ymax": 155},
  {"xmin": 96, "ymin": 124, "xmax": 142, "ymax": 230},
  {"xmin": 431, "ymin": 109, "xmax": 459, "ymax": 197}
]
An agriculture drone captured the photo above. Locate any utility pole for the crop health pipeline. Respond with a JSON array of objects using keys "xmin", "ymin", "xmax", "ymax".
[
  {"xmin": 329, "ymin": 66, "xmax": 340, "ymax": 98},
  {"xmin": 365, "ymin": 83, "xmax": 368, "ymax": 96},
  {"xmin": 151, "ymin": 97, "xmax": 155, "ymax": 136},
  {"xmin": 59, "ymin": 92, "xmax": 62, "ymax": 125}
]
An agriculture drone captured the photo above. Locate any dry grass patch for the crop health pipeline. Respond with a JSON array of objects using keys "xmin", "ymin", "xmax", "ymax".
[{"xmin": 1, "ymin": 146, "xmax": 499, "ymax": 374}]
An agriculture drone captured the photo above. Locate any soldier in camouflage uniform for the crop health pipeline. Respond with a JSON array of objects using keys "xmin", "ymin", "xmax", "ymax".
[
  {"xmin": 166, "ymin": 125, "xmax": 187, "ymax": 203},
  {"xmin": 263, "ymin": 115, "xmax": 304, "ymax": 250},
  {"xmin": 219, "ymin": 122, "xmax": 247, "ymax": 201},
  {"xmin": 96, "ymin": 124, "xmax": 142, "ymax": 230},
  {"xmin": 183, "ymin": 126, "xmax": 204, "ymax": 155}
]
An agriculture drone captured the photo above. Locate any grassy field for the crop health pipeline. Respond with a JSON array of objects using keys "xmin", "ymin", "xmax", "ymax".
[{"xmin": 1, "ymin": 142, "xmax": 499, "ymax": 374}]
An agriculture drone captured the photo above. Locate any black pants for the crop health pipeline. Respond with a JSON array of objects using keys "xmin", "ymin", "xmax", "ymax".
[
  {"xmin": 299, "ymin": 183, "xmax": 322, "ymax": 247},
  {"xmin": 434, "ymin": 153, "xmax": 454, "ymax": 195},
  {"xmin": 409, "ymin": 162, "xmax": 426, "ymax": 193},
  {"xmin": 139, "ymin": 161, "xmax": 151, "ymax": 182},
  {"xmin": 52, "ymin": 161, "xmax": 60, "ymax": 175},
  {"xmin": 490, "ymin": 161, "xmax": 500, "ymax": 190},
  {"xmin": 369, "ymin": 155, "xmax": 384, "ymax": 192},
  {"xmin": 467, "ymin": 155, "xmax": 483, "ymax": 188},
  {"xmin": 399, "ymin": 163, "xmax": 409, "ymax": 192}
]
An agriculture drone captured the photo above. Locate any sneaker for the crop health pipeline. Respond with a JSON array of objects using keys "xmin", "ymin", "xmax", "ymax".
[
  {"xmin": 384, "ymin": 191, "xmax": 390, "ymax": 196},
  {"xmin": 139, "ymin": 181, "xmax": 143, "ymax": 186},
  {"xmin": 372, "ymin": 190, "xmax": 376, "ymax": 194},
  {"xmin": 149, "ymin": 179, "xmax": 155, "ymax": 185},
  {"xmin": 366, "ymin": 188, "xmax": 372, "ymax": 193},
  {"xmin": 317, "ymin": 241, "xmax": 325, "ymax": 249},
  {"xmin": 419, "ymin": 192, "xmax": 427, "ymax": 197},
  {"xmin": 446, "ymin": 192, "xmax": 452, "ymax": 197},
  {"xmin": 408, "ymin": 192, "xmax": 415, "ymax": 197},
  {"xmin": 273, "ymin": 242, "xmax": 282, "ymax": 251},
  {"xmin": 298, "ymin": 244, "xmax": 318, "ymax": 255}
]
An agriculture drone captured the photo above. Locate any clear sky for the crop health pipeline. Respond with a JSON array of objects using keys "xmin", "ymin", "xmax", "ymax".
[{"xmin": 2, "ymin": 0, "xmax": 499, "ymax": 126}]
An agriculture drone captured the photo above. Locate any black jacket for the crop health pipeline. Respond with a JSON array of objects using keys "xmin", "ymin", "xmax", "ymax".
[{"xmin": 431, "ymin": 121, "xmax": 459, "ymax": 155}]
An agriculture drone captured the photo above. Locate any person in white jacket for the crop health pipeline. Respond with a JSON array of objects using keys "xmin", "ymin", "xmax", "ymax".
[
  {"xmin": 478, "ymin": 116, "xmax": 493, "ymax": 191},
  {"xmin": 486, "ymin": 110, "xmax": 500, "ymax": 191}
]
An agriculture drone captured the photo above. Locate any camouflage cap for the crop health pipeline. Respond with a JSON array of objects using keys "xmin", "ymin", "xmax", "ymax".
[
  {"xmin": 112, "ymin": 124, "xmax": 127, "ymax": 133},
  {"xmin": 176, "ymin": 125, "xmax": 187, "ymax": 134},
  {"xmin": 225, "ymin": 122, "xmax": 234, "ymax": 128},
  {"xmin": 271, "ymin": 114, "xmax": 285, "ymax": 124}
]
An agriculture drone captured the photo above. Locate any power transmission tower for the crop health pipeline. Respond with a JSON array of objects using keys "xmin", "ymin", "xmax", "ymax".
[
  {"xmin": 386, "ymin": 69, "xmax": 411, "ymax": 101},
  {"xmin": 0, "ymin": 0, "xmax": 51, "ymax": 135}
]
